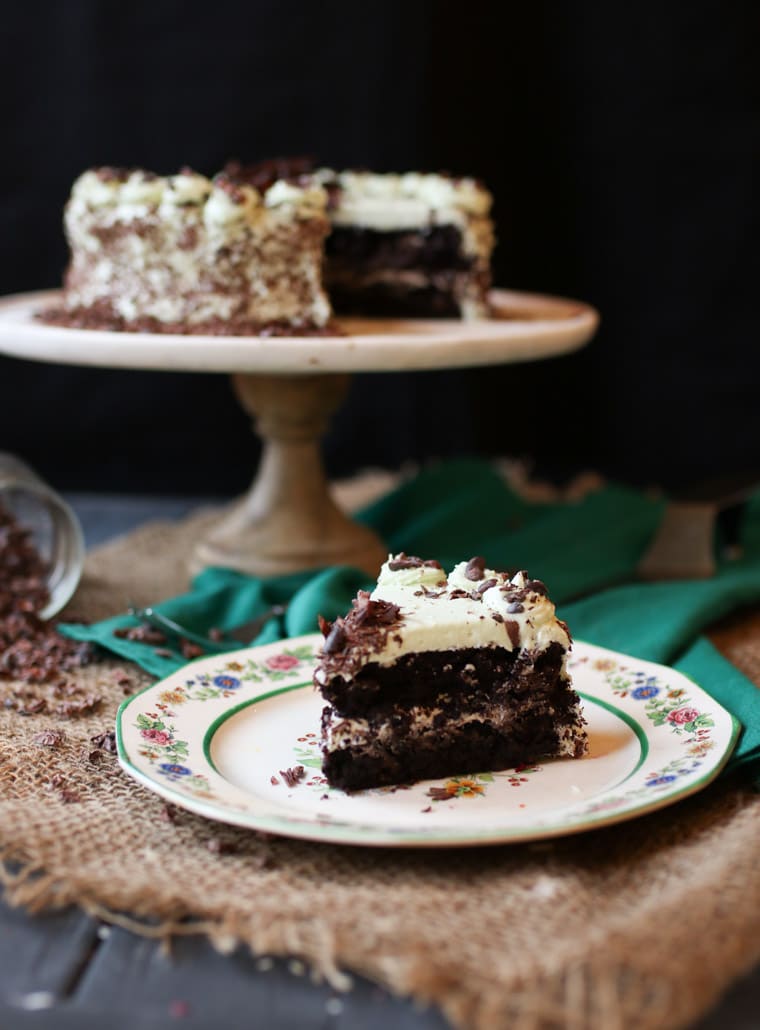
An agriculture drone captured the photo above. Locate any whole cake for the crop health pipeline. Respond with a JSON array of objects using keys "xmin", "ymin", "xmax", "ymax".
[
  {"xmin": 314, "ymin": 554, "xmax": 587, "ymax": 791},
  {"xmin": 316, "ymin": 169, "xmax": 494, "ymax": 319},
  {"xmin": 44, "ymin": 166, "xmax": 332, "ymax": 334},
  {"xmin": 44, "ymin": 161, "xmax": 495, "ymax": 334}
]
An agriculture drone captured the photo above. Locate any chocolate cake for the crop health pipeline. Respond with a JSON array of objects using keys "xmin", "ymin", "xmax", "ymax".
[
  {"xmin": 45, "ymin": 161, "xmax": 495, "ymax": 333},
  {"xmin": 44, "ymin": 166, "xmax": 332, "ymax": 334},
  {"xmin": 315, "ymin": 170, "xmax": 494, "ymax": 319},
  {"xmin": 314, "ymin": 555, "xmax": 587, "ymax": 792}
]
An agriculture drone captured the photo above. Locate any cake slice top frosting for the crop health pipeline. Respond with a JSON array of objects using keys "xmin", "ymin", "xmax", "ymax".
[
  {"xmin": 315, "ymin": 553, "xmax": 571, "ymax": 681},
  {"xmin": 68, "ymin": 167, "xmax": 328, "ymax": 225}
]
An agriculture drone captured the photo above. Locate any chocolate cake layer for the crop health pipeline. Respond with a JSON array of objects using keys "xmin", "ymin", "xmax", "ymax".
[
  {"xmin": 320, "ymin": 642, "xmax": 565, "ymax": 716},
  {"xmin": 325, "ymin": 225, "xmax": 472, "ymax": 272},
  {"xmin": 322, "ymin": 717, "xmax": 582, "ymax": 793},
  {"xmin": 326, "ymin": 281, "xmax": 463, "ymax": 318}
]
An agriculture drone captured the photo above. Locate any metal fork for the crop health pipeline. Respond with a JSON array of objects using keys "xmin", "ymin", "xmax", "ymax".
[{"xmin": 126, "ymin": 604, "xmax": 287, "ymax": 653}]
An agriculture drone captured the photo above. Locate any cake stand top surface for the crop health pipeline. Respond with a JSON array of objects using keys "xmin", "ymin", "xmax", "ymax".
[{"xmin": 0, "ymin": 288, "xmax": 598, "ymax": 374}]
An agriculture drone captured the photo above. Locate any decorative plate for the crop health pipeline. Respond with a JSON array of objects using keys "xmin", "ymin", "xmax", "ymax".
[{"xmin": 116, "ymin": 635, "xmax": 739, "ymax": 847}]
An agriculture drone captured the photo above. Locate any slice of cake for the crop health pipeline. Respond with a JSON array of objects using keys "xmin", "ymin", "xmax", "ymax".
[
  {"xmin": 43, "ymin": 166, "xmax": 332, "ymax": 334},
  {"xmin": 314, "ymin": 554, "xmax": 587, "ymax": 791},
  {"xmin": 315, "ymin": 170, "xmax": 495, "ymax": 320}
]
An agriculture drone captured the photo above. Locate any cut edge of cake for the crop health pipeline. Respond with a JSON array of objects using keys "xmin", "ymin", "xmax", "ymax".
[{"xmin": 316, "ymin": 169, "xmax": 495, "ymax": 320}]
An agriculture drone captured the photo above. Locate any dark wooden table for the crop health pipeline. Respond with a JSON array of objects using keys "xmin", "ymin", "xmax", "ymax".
[{"xmin": 1, "ymin": 495, "xmax": 757, "ymax": 1029}]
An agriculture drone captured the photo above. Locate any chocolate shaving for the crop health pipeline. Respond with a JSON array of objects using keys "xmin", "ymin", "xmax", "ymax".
[
  {"xmin": 19, "ymin": 698, "xmax": 46, "ymax": 715},
  {"xmin": 0, "ymin": 503, "xmax": 97, "ymax": 692},
  {"xmin": 351, "ymin": 592, "xmax": 400, "ymax": 626},
  {"xmin": 525, "ymin": 578, "xmax": 549, "ymax": 597},
  {"xmin": 388, "ymin": 553, "xmax": 442, "ymax": 572},
  {"xmin": 505, "ymin": 620, "xmax": 521, "ymax": 648},
  {"xmin": 421, "ymin": 586, "xmax": 445, "ymax": 598},
  {"xmin": 32, "ymin": 729, "xmax": 64, "ymax": 748},
  {"xmin": 161, "ymin": 804, "xmax": 178, "ymax": 823},
  {"xmin": 476, "ymin": 578, "xmax": 498, "ymax": 594},
  {"xmin": 114, "ymin": 624, "xmax": 167, "ymax": 645},
  {"xmin": 323, "ymin": 620, "xmax": 347, "ymax": 654},
  {"xmin": 464, "ymin": 556, "xmax": 486, "ymax": 581},
  {"xmin": 206, "ymin": 837, "xmax": 237, "ymax": 855},
  {"xmin": 54, "ymin": 693, "xmax": 101, "ymax": 718},
  {"xmin": 506, "ymin": 601, "xmax": 525, "ymax": 614},
  {"xmin": 180, "ymin": 639, "xmax": 204, "ymax": 660},
  {"xmin": 279, "ymin": 765, "xmax": 306, "ymax": 788},
  {"xmin": 90, "ymin": 729, "xmax": 117, "ymax": 753}
]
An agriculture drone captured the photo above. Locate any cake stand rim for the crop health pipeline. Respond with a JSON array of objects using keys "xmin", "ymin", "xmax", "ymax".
[{"xmin": 0, "ymin": 287, "xmax": 599, "ymax": 374}]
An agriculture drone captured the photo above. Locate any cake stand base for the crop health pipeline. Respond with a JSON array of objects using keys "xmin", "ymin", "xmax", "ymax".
[{"xmin": 189, "ymin": 372, "xmax": 387, "ymax": 579}]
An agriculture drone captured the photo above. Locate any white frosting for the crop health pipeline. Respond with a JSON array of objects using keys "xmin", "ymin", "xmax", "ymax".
[
  {"xmin": 163, "ymin": 172, "xmax": 212, "ymax": 206},
  {"xmin": 119, "ymin": 172, "xmax": 164, "ymax": 206},
  {"xmin": 203, "ymin": 183, "xmax": 261, "ymax": 227},
  {"xmin": 264, "ymin": 180, "xmax": 327, "ymax": 216},
  {"xmin": 317, "ymin": 169, "xmax": 492, "ymax": 216},
  {"xmin": 361, "ymin": 557, "xmax": 570, "ymax": 667},
  {"xmin": 70, "ymin": 170, "xmax": 123, "ymax": 208}
]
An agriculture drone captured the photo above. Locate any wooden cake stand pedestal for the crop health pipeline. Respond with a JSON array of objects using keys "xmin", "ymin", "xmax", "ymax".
[
  {"xmin": 194, "ymin": 371, "xmax": 385, "ymax": 576},
  {"xmin": 0, "ymin": 288, "xmax": 599, "ymax": 579}
]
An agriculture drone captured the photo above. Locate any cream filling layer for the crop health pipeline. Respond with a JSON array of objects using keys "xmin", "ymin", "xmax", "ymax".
[{"xmin": 324, "ymin": 698, "xmax": 582, "ymax": 758}]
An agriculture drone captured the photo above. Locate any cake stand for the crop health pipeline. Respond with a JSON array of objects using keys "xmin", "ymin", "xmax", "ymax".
[{"xmin": 0, "ymin": 288, "xmax": 599, "ymax": 577}]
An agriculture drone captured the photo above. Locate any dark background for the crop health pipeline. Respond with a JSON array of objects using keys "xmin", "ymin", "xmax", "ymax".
[{"xmin": 1, "ymin": 1, "xmax": 758, "ymax": 495}]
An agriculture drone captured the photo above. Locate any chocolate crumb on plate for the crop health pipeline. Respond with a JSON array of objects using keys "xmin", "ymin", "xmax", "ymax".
[{"xmin": 279, "ymin": 765, "xmax": 306, "ymax": 788}]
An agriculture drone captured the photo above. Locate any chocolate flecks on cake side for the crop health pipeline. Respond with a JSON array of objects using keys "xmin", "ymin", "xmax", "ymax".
[
  {"xmin": 314, "ymin": 554, "xmax": 587, "ymax": 792},
  {"xmin": 43, "ymin": 167, "xmax": 333, "ymax": 335}
]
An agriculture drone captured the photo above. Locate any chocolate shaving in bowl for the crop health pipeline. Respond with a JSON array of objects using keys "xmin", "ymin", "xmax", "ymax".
[{"xmin": 0, "ymin": 501, "xmax": 100, "ymax": 712}]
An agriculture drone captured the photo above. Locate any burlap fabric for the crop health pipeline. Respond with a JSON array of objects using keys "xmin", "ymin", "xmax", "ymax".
[{"xmin": 1, "ymin": 510, "xmax": 759, "ymax": 1030}]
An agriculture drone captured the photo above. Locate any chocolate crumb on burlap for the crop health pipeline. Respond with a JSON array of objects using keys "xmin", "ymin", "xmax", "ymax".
[{"xmin": 1, "ymin": 511, "xmax": 759, "ymax": 1030}]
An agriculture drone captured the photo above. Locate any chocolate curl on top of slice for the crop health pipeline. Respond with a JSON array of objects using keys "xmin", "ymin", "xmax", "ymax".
[
  {"xmin": 317, "ymin": 594, "xmax": 401, "ymax": 658},
  {"xmin": 387, "ymin": 553, "xmax": 443, "ymax": 572},
  {"xmin": 464, "ymin": 556, "xmax": 486, "ymax": 581},
  {"xmin": 351, "ymin": 591, "xmax": 401, "ymax": 627},
  {"xmin": 318, "ymin": 615, "xmax": 347, "ymax": 654}
]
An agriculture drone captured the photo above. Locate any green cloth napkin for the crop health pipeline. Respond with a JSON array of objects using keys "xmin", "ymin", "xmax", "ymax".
[{"xmin": 61, "ymin": 458, "xmax": 760, "ymax": 785}]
